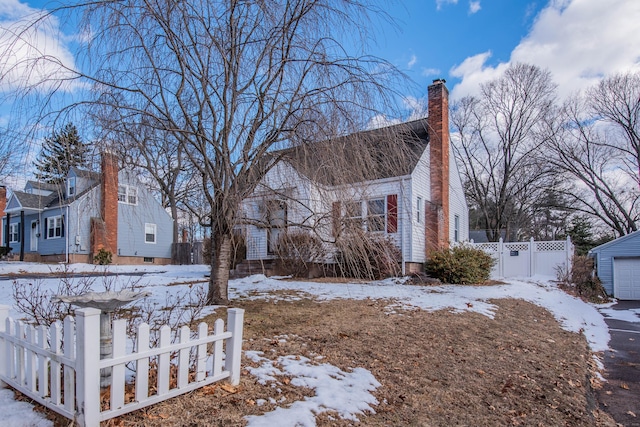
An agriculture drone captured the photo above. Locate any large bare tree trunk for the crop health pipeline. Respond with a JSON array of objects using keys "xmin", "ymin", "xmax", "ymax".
[{"xmin": 208, "ymin": 232, "xmax": 232, "ymax": 305}]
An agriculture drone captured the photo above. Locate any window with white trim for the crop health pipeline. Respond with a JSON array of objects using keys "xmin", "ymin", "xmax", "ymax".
[
  {"xmin": 416, "ymin": 197, "xmax": 423, "ymax": 223},
  {"xmin": 67, "ymin": 176, "xmax": 76, "ymax": 197},
  {"xmin": 366, "ymin": 199, "xmax": 385, "ymax": 232},
  {"xmin": 145, "ymin": 223, "xmax": 157, "ymax": 244},
  {"xmin": 454, "ymin": 214, "xmax": 460, "ymax": 243},
  {"xmin": 46, "ymin": 215, "xmax": 63, "ymax": 239},
  {"xmin": 344, "ymin": 201, "xmax": 362, "ymax": 230},
  {"xmin": 9, "ymin": 223, "xmax": 19, "ymax": 243},
  {"xmin": 118, "ymin": 185, "xmax": 138, "ymax": 205}
]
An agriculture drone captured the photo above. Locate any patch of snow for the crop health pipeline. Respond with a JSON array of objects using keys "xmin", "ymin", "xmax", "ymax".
[
  {"xmin": 0, "ymin": 388, "xmax": 52, "ymax": 427},
  {"xmin": 244, "ymin": 355, "xmax": 379, "ymax": 427},
  {"xmin": 0, "ymin": 261, "xmax": 630, "ymax": 424},
  {"xmin": 598, "ymin": 308, "xmax": 640, "ymax": 323}
]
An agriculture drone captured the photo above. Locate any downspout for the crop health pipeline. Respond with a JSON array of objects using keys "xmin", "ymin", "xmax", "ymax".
[
  {"xmin": 5, "ymin": 214, "xmax": 8, "ymax": 250},
  {"xmin": 66, "ymin": 205, "xmax": 69, "ymax": 264},
  {"xmin": 76, "ymin": 196, "xmax": 85, "ymax": 257},
  {"xmin": 401, "ymin": 178, "xmax": 406, "ymax": 275},
  {"xmin": 4, "ymin": 212, "xmax": 10, "ymax": 251},
  {"xmin": 19, "ymin": 210, "xmax": 25, "ymax": 261}
]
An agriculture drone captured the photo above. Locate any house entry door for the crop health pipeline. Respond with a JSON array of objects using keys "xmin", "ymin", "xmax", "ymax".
[{"xmin": 30, "ymin": 221, "xmax": 38, "ymax": 252}]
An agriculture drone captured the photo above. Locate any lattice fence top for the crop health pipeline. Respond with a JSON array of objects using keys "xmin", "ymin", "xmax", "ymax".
[
  {"xmin": 504, "ymin": 242, "xmax": 530, "ymax": 251},
  {"xmin": 535, "ymin": 241, "xmax": 566, "ymax": 252},
  {"xmin": 474, "ymin": 242, "xmax": 499, "ymax": 252}
]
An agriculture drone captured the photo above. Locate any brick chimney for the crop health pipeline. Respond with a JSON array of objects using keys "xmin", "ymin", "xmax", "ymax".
[
  {"xmin": 101, "ymin": 151, "xmax": 118, "ymax": 257},
  {"xmin": 426, "ymin": 79, "xmax": 450, "ymax": 255}
]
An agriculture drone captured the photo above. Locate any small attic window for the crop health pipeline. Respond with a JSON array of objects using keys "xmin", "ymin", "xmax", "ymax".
[{"xmin": 67, "ymin": 177, "xmax": 76, "ymax": 197}]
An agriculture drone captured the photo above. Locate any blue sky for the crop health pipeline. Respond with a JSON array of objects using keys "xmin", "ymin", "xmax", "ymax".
[
  {"xmin": 373, "ymin": 1, "xmax": 542, "ymax": 86},
  {"xmin": 1, "ymin": 0, "xmax": 639, "ymax": 121},
  {"xmin": 365, "ymin": 0, "xmax": 640, "ymax": 114}
]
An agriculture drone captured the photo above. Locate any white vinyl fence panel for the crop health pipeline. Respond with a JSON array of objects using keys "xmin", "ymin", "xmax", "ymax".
[
  {"xmin": 0, "ymin": 306, "xmax": 244, "ymax": 427},
  {"xmin": 471, "ymin": 237, "xmax": 573, "ymax": 279}
]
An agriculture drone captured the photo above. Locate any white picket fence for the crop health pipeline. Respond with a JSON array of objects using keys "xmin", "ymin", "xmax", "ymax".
[
  {"xmin": 0, "ymin": 306, "xmax": 244, "ymax": 427},
  {"xmin": 471, "ymin": 237, "xmax": 573, "ymax": 279}
]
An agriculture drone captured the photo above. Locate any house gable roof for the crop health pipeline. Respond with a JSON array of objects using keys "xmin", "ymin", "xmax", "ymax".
[
  {"xmin": 277, "ymin": 118, "xmax": 429, "ymax": 186},
  {"xmin": 589, "ymin": 230, "xmax": 640, "ymax": 255},
  {"xmin": 24, "ymin": 180, "xmax": 58, "ymax": 195},
  {"xmin": 69, "ymin": 166, "xmax": 100, "ymax": 181},
  {"xmin": 7, "ymin": 190, "xmax": 59, "ymax": 212}
]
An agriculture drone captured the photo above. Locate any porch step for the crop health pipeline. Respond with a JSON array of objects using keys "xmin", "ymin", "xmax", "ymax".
[{"xmin": 230, "ymin": 259, "xmax": 277, "ymax": 278}]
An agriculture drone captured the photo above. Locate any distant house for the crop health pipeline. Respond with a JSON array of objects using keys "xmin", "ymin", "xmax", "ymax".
[
  {"xmin": 240, "ymin": 79, "xmax": 469, "ymax": 273},
  {"xmin": 589, "ymin": 231, "xmax": 640, "ymax": 300},
  {"xmin": 2, "ymin": 153, "xmax": 173, "ymax": 265}
]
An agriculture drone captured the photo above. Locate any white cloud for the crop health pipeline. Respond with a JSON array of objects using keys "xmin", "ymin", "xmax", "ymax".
[
  {"xmin": 421, "ymin": 67, "xmax": 441, "ymax": 77},
  {"xmin": 450, "ymin": 0, "xmax": 640, "ymax": 100},
  {"xmin": 450, "ymin": 51, "xmax": 508, "ymax": 99},
  {"xmin": 0, "ymin": 0, "xmax": 79, "ymax": 92},
  {"xmin": 368, "ymin": 114, "xmax": 401, "ymax": 129},
  {"xmin": 436, "ymin": 0, "xmax": 458, "ymax": 10},
  {"xmin": 403, "ymin": 96, "xmax": 428, "ymax": 121},
  {"xmin": 407, "ymin": 54, "xmax": 417, "ymax": 69},
  {"xmin": 367, "ymin": 96, "xmax": 427, "ymax": 129},
  {"xmin": 469, "ymin": 1, "xmax": 481, "ymax": 14}
]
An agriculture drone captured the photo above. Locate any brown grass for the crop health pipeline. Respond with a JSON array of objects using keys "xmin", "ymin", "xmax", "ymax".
[{"xmin": 42, "ymin": 293, "xmax": 615, "ymax": 426}]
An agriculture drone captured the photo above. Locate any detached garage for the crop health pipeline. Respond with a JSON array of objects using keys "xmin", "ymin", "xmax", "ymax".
[{"xmin": 589, "ymin": 231, "xmax": 640, "ymax": 300}]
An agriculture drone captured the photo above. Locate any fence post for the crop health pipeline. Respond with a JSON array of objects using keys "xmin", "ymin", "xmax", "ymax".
[
  {"xmin": 498, "ymin": 238, "xmax": 504, "ymax": 277},
  {"xmin": 75, "ymin": 308, "xmax": 101, "ymax": 427},
  {"xmin": 529, "ymin": 237, "xmax": 535, "ymax": 277},
  {"xmin": 225, "ymin": 308, "xmax": 244, "ymax": 386},
  {"xmin": 566, "ymin": 236, "xmax": 573, "ymax": 272},
  {"xmin": 0, "ymin": 305, "xmax": 8, "ymax": 387}
]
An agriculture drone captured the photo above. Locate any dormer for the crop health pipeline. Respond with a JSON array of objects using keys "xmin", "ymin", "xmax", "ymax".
[
  {"xmin": 24, "ymin": 181, "xmax": 57, "ymax": 196},
  {"xmin": 66, "ymin": 167, "xmax": 100, "ymax": 198},
  {"xmin": 66, "ymin": 170, "xmax": 77, "ymax": 198}
]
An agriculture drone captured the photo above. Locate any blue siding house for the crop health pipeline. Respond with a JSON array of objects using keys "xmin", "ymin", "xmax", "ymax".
[
  {"xmin": 2, "ymin": 152, "xmax": 174, "ymax": 265},
  {"xmin": 589, "ymin": 231, "xmax": 640, "ymax": 300}
]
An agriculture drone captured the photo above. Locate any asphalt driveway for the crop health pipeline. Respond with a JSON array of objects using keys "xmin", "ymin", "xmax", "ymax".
[{"xmin": 597, "ymin": 301, "xmax": 640, "ymax": 426}]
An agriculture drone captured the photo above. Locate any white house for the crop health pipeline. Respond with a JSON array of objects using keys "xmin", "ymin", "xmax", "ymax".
[{"xmin": 241, "ymin": 79, "xmax": 468, "ymax": 273}]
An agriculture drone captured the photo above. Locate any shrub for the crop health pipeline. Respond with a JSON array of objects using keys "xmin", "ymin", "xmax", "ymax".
[
  {"xmin": 557, "ymin": 255, "xmax": 608, "ymax": 302},
  {"xmin": 94, "ymin": 248, "xmax": 112, "ymax": 265},
  {"xmin": 334, "ymin": 229, "xmax": 401, "ymax": 280},
  {"xmin": 274, "ymin": 230, "xmax": 327, "ymax": 277},
  {"xmin": 425, "ymin": 245, "xmax": 495, "ymax": 284}
]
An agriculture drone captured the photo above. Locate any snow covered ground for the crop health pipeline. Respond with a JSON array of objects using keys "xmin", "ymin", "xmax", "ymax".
[{"xmin": 0, "ymin": 262, "xmax": 637, "ymax": 427}]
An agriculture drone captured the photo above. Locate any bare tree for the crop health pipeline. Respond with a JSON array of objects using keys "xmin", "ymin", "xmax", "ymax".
[
  {"xmin": 106, "ymin": 121, "xmax": 198, "ymax": 244},
  {"xmin": 451, "ymin": 63, "xmax": 557, "ymax": 241},
  {"xmin": 547, "ymin": 84, "xmax": 640, "ymax": 237},
  {"xmin": 4, "ymin": 0, "xmax": 402, "ymax": 303},
  {"xmin": 588, "ymin": 72, "xmax": 640, "ymax": 188}
]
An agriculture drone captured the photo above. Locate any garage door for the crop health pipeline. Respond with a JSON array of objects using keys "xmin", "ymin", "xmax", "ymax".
[{"xmin": 614, "ymin": 258, "xmax": 640, "ymax": 300}]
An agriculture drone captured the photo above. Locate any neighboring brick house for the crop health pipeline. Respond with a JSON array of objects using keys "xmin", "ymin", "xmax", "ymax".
[
  {"xmin": 2, "ymin": 152, "xmax": 173, "ymax": 264},
  {"xmin": 241, "ymin": 79, "xmax": 469, "ymax": 273}
]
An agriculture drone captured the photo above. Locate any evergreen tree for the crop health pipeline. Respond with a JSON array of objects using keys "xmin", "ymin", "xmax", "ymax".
[{"xmin": 34, "ymin": 123, "xmax": 89, "ymax": 183}]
